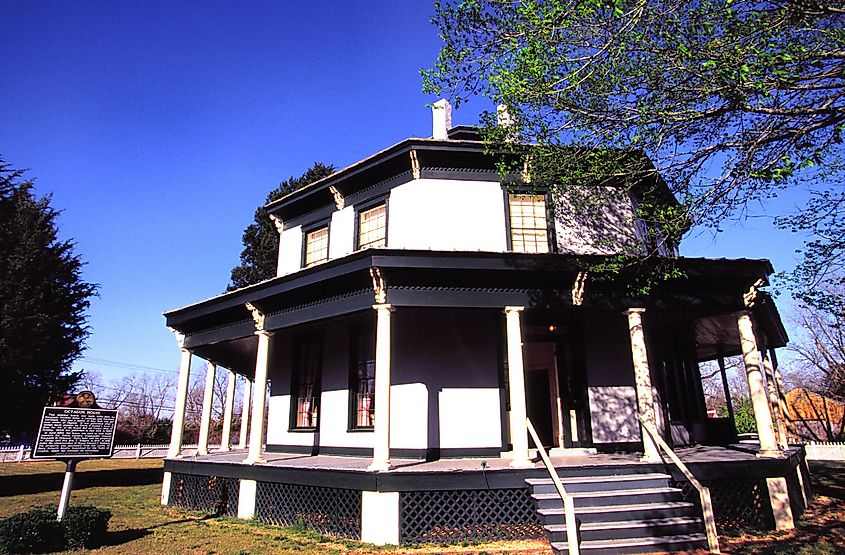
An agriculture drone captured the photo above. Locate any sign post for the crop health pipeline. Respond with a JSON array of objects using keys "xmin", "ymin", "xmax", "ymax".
[
  {"xmin": 31, "ymin": 392, "xmax": 118, "ymax": 522},
  {"xmin": 57, "ymin": 459, "xmax": 78, "ymax": 522}
]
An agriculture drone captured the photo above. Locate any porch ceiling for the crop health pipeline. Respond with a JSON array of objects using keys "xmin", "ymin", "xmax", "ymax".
[{"xmin": 693, "ymin": 293, "xmax": 787, "ymax": 361}]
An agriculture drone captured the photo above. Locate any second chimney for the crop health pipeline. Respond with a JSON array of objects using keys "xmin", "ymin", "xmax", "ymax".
[{"xmin": 432, "ymin": 99, "xmax": 452, "ymax": 140}]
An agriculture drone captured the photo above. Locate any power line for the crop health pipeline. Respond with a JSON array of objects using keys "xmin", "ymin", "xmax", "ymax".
[{"xmin": 80, "ymin": 356, "xmax": 179, "ymax": 375}]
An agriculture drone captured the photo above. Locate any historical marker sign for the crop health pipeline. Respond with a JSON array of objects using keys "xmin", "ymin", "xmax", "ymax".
[{"xmin": 31, "ymin": 407, "xmax": 118, "ymax": 459}]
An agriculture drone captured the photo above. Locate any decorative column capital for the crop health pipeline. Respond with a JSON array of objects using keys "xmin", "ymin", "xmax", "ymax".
[
  {"xmin": 255, "ymin": 329, "xmax": 274, "ymax": 339},
  {"xmin": 169, "ymin": 327, "xmax": 187, "ymax": 350},
  {"xmin": 372, "ymin": 303, "xmax": 394, "ymax": 313},
  {"xmin": 743, "ymin": 278, "xmax": 765, "ymax": 309},
  {"xmin": 504, "ymin": 306, "xmax": 525, "ymax": 314},
  {"xmin": 624, "ymin": 307, "xmax": 646, "ymax": 317},
  {"xmin": 370, "ymin": 267, "xmax": 387, "ymax": 304},
  {"xmin": 245, "ymin": 302, "xmax": 267, "ymax": 332}
]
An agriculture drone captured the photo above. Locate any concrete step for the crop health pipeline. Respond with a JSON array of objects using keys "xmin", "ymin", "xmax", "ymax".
[
  {"xmin": 551, "ymin": 532, "xmax": 708, "ymax": 555},
  {"xmin": 525, "ymin": 473, "xmax": 672, "ymax": 494},
  {"xmin": 531, "ymin": 487, "xmax": 683, "ymax": 509},
  {"xmin": 545, "ymin": 516, "xmax": 704, "ymax": 542},
  {"xmin": 537, "ymin": 501, "xmax": 699, "ymax": 525}
]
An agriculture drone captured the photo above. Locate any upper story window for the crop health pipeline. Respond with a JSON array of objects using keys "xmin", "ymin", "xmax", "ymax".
[
  {"xmin": 358, "ymin": 204, "xmax": 387, "ymax": 249},
  {"xmin": 509, "ymin": 194, "xmax": 550, "ymax": 253},
  {"xmin": 304, "ymin": 226, "xmax": 329, "ymax": 267},
  {"xmin": 630, "ymin": 193, "xmax": 678, "ymax": 257}
]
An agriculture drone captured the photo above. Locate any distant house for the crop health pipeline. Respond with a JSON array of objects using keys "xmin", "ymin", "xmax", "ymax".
[
  {"xmin": 785, "ymin": 388, "xmax": 845, "ymax": 441},
  {"xmin": 159, "ymin": 101, "xmax": 809, "ymax": 553}
]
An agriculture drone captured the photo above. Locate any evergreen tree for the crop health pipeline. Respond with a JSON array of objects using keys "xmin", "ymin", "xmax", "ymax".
[
  {"xmin": 228, "ymin": 162, "xmax": 335, "ymax": 290},
  {"xmin": 0, "ymin": 160, "xmax": 98, "ymax": 435}
]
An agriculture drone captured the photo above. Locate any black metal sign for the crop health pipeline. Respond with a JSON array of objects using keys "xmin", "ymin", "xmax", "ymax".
[{"xmin": 31, "ymin": 407, "xmax": 118, "ymax": 459}]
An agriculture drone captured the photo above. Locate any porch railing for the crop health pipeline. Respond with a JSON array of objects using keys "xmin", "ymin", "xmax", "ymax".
[
  {"xmin": 526, "ymin": 417, "xmax": 580, "ymax": 555},
  {"xmin": 638, "ymin": 415, "xmax": 720, "ymax": 554}
]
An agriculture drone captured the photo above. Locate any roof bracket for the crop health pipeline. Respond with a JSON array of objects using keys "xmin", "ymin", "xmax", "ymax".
[{"xmin": 410, "ymin": 149, "xmax": 420, "ymax": 179}]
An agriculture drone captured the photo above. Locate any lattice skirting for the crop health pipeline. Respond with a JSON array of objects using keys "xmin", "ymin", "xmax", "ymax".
[
  {"xmin": 673, "ymin": 478, "xmax": 774, "ymax": 530},
  {"xmin": 400, "ymin": 488, "xmax": 543, "ymax": 544},
  {"xmin": 255, "ymin": 481, "xmax": 362, "ymax": 539},
  {"xmin": 169, "ymin": 473, "xmax": 239, "ymax": 517}
]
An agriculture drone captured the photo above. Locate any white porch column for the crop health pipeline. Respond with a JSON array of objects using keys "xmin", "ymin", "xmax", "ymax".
[
  {"xmin": 368, "ymin": 303, "xmax": 394, "ymax": 472},
  {"xmin": 161, "ymin": 471, "xmax": 173, "ymax": 505},
  {"xmin": 770, "ymin": 348, "xmax": 792, "ymax": 443},
  {"xmin": 762, "ymin": 350, "xmax": 788, "ymax": 450},
  {"xmin": 767, "ymin": 476, "xmax": 795, "ymax": 530},
  {"xmin": 244, "ymin": 329, "xmax": 272, "ymax": 465},
  {"xmin": 238, "ymin": 378, "xmax": 252, "ymax": 449},
  {"xmin": 505, "ymin": 306, "xmax": 532, "ymax": 468},
  {"xmin": 625, "ymin": 308, "xmax": 661, "ymax": 463},
  {"xmin": 197, "ymin": 362, "xmax": 216, "ymax": 456},
  {"xmin": 168, "ymin": 339, "xmax": 192, "ymax": 459},
  {"xmin": 220, "ymin": 369, "xmax": 236, "ymax": 451},
  {"xmin": 737, "ymin": 311, "xmax": 779, "ymax": 455},
  {"xmin": 237, "ymin": 479, "xmax": 257, "ymax": 519},
  {"xmin": 361, "ymin": 491, "xmax": 400, "ymax": 545}
]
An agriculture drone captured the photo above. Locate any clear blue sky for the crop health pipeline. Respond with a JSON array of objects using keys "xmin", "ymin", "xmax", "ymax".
[{"xmin": 1, "ymin": 1, "xmax": 806, "ymax": 382}]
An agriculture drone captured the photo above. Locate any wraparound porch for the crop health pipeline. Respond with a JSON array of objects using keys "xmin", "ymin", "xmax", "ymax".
[{"xmin": 161, "ymin": 444, "xmax": 811, "ymax": 546}]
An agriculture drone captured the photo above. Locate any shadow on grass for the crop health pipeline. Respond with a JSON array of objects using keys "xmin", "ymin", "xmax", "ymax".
[
  {"xmin": 100, "ymin": 514, "xmax": 214, "ymax": 548},
  {"xmin": 808, "ymin": 460, "xmax": 845, "ymax": 501},
  {"xmin": 0, "ymin": 467, "xmax": 164, "ymax": 496},
  {"xmin": 719, "ymin": 461, "xmax": 845, "ymax": 554}
]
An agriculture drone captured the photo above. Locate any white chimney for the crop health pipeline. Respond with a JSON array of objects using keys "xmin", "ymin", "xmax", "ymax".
[
  {"xmin": 432, "ymin": 99, "xmax": 452, "ymax": 140},
  {"xmin": 497, "ymin": 104, "xmax": 513, "ymax": 127}
]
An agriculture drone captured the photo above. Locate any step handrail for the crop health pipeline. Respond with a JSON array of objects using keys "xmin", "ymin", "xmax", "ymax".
[
  {"xmin": 526, "ymin": 417, "xmax": 580, "ymax": 555},
  {"xmin": 637, "ymin": 415, "xmax": 720, "ymax": 554}
]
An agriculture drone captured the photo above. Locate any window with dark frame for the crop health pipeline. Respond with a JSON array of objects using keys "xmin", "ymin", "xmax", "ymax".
[
  {"xmin": 292, "ymin": 339, "xmax": 321, "ymax": 429},
  {"xmin": 304, "ymin": 226, "xmax": 329, "ymax": 267},
  {"xmin": 358, "ymin": 204, "xmax": 387, "ymax": 249},
  {"xmin": 508, "ymin": 193, "xmax": 550, "ymax": 253},
  {"xmin": 350, "ymin": 330, "xmax": 376, "ymax": 429}
]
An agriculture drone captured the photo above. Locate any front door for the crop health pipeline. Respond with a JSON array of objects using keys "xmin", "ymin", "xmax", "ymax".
[{"xmin": 523, "ymin": 341, "xmax": 560, "ymax": 448}]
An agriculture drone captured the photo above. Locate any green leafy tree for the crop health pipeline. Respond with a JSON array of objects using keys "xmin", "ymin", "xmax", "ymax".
[
  {"xmin": 228, "ymin": 162, "xmax": 335, "ymax": 290},
  {"xmin": 730, "ymin": 396, "xmax": 758, "ymax": 434},
  {"xmin": 0, "ymin": 160, "xmax": 98, "ymax": 435},
  {"xmin": 424, "ymin": 0, "xmax": 845, "ymax": 307}
]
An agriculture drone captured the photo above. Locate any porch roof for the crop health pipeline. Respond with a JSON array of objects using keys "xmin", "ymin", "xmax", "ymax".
[
  {"xmin": 165, "ymin": 250, "xmax": 774, "ymax": 326},
  {"xmin": 163, "ymin": 250, "xmax": 785, "ymax": 372}
]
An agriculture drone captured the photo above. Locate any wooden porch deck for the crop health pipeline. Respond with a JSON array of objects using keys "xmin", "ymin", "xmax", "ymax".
[{"xmin": 173, "ymin": 443, "xmax": 798, "ymax": 473}]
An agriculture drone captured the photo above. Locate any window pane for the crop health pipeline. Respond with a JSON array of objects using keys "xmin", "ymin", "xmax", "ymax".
[
  {"xmin": 359, "ymin": 204, "xmax": 386, "ymax": 249},
  {"xmin": 350, "ymin": 331, "xmax": 376, "ymax": 428},
  {"xmin": 305, "ymin": 227, "xmax": 329, "ymax": 267},
  {"xmin": 509, "ymin": 194, "xmax": 549, "ymax": 253},
  {"xmin": 293, "ymin": 340, "xmax": 321, "ymax": 428}
]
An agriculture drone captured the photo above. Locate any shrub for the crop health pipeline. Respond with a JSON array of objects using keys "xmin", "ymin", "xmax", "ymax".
[
  {"xmin": 0, "ymin": 507, "xmax": 61, "ymax": 554},
  {"xmin": 0, "ymin": 505, "xmax": 111, "ymax": 554},
  {"xmin": 61, "ymin": 506, "xmax": 111, "ymax": 549}
]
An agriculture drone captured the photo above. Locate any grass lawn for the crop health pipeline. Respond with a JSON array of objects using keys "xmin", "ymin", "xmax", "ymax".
[
  {"xmin": 0, "ymin": 458, "xmax": 841, "ymax": 554},
  {"xmin": 0, "ymin": 459, "xmax": 546, "ymax": 554}
]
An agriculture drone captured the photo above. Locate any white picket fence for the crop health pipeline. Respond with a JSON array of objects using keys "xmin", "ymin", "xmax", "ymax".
[
  {"xmin": 0, "ymin": 443, "xmax": 224, "ymax": 463},
  {"xmin": 803, "ymin": 441, "xmax": 845, "ymax": 461}
]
